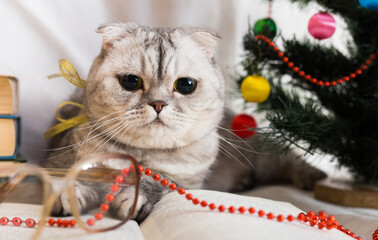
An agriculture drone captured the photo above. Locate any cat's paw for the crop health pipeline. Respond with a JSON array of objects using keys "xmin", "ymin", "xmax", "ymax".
[
  {"xmin": 291, "ymin": 165, "xmax": 327, "ymax": 190},
  {"xmin": 51, "ymin": 182, "xmax": 99, "ymax": 216},
  {"xmin": 111, "ymin": 180, "xmax": 165, "ymax": 223}
]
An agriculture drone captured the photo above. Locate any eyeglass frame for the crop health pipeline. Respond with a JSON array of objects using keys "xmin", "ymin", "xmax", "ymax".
[{"xmin": 0, "ymin": 152, "xmax": 141, "ymax": 240}]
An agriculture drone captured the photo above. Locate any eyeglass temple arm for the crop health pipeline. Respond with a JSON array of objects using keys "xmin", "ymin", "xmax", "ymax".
[{"xmin": 0, "ymin": 173, "xmax": 27, "ymax": 203}]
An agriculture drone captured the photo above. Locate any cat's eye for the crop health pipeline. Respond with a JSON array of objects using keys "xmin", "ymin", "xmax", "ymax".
[
  {"xmin": 174, "ymin": 78, "xmax": 197, "ymax": 95},
  {"xmin": 118, "ymin": 74, "xmax": 143, "ymax": 91}
]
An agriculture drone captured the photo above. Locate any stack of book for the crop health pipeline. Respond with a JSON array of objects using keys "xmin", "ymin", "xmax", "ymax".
[{"xmin": 0, "ymin": 76, "xmax": 26, "ymax": 181}]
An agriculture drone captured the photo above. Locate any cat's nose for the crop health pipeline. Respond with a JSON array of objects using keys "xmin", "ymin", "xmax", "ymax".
[{"xmin": 149, "ymin": 100, "xmax": 168, "ymax": 114}]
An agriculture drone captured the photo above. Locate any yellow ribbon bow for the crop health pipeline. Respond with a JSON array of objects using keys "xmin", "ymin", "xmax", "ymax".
[{"xmin": 44, "ymin": 59, "xmax": 88, "ymax": 140}]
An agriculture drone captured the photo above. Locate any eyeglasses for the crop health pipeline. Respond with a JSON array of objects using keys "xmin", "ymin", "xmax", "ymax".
[{"xmin": 0, "ymin": 152, "xmax": 141, "ymax": 240}]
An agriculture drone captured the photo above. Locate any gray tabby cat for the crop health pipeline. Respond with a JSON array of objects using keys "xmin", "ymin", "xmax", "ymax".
[{"xmin": 43, "ymin": 22, "xmax": 325, "ymax": 222}]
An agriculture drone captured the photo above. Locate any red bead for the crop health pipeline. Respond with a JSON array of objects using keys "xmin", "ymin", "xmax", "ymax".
[
  {"xmin": 287, "ymin": 62, "xmax": 294, "ymax": 68},
  {"xmin": 69, "ymin": 220, "xmax": 76, "ymax": 227},
  {"xmin": 56, "ymin": 219, "xmax": 63, "ymax": 227},
  {"xmin": 161, "ymin": 179, "xmax": 168, "ymax": 186},
  {"xmin": 192, "ymin": 198, "xmax": 200, "ymax": 205},
  {"xmin": 344, "ymin": 229, "xmax": 351, "ymax": 235},
  {"xmin": 258, "ymin": 210, "xmax": 265, "ymax": 217},
  {"xmin": 200, "ymin": 201, "xmax": 208, "ymax": 207},
  {"xmin": 95, "ymin": 212, "xmax": 103, "ymax": 220},
  {"xmin": 337, "ymin": 225, "xmax": 345, "ymax": 231},
  {"xmin": 209, "ymin": 203, "xmax": 216, "ymax": 210},
  {"xmin": 325, "ymin": 82, "xmax": 330, "ymax": 87},
  {"xmin": 366, "ymin": 59, "xmax": 372, "ymax": 65},
  {"xmin": 100, "ymin": 203, "xmax": 109, "ymax": 212},
  {"xmin": 305, "ymin": 75, "xmax": 311, "ymax": 80},
  {"xmin": 129, "ymin": 165, "xmax": 135, "ymax": 172},
  {"xmin": 344, "ymin": 76, "xmax": 350, "ymax": 81},
  {"xmin": 218, "ymin": 205, "xmax": 225, "ymax": 212},
  {"xmin": 110, "ymin": 184, "xmax": 119, "ymax": 192},
  {"xmin": 371, "ymin": 54, "xmax": 376, "ymax": 59},
  {"xmin": 12, "ymin": 217, "xmax": 22, "ymax": 226},
  {"xmin": 321, "ymin": 218, "xmax": 328, "ymax": 224},
  {"xmin": 278, "ymin": 52, "xmax": 284, "ymax": 57},
  {"xmin": 153, "ymin": 174, "xmax": 160, "ymax": 181},
  {"xmin": 267, "ymin": 213, "xmax": 274, "ymax": 219},
  {"xmin": 318, "ymin": 211, "xmax": 327, "ymax": 219},
  {"xmin": 25, "ymin": 218, "xmax": 36, "ymax": 228},
  {"xmin": 310, "ymin": 219, "xmax": 318, "ymax": 226},
  {"xmin": 299, "ymin": 71, "xmax": 305, "ymax": 77},
  {"xmin": 105, "ymin": 193, "xmax": 115, "ymax": 202},
  {"xmin": 169, "ymin": 183, "xmax": 177, "ymax": 191},
  {"xmin": 356, "ymin": 237, "xmax": 362, "ymax": 240},
  {"xmin": 327, "ymin": 215, "xmax": 336, "ymax": 223},
  {"xmin": 277, "ymin": 215, "xmax": 284, "ymax": 222},
  {"xmin": 115, "ymin": 175, "xmax": 124, "ymax": 184},
  {"xmin": 138, "ymin": 166, "xmax": 144, "ymax": 172},
  {"xmin": 287, "ymin": 215, "xmax": 294, "ymax": 222},
  {"xmin": 331, "ymin": 81, "xmax": 337, "ymax": 86},
  {"xmin": 269, "ymin": 42, "xmax": 275, "ymax": 47},
  {"xmin": 326, "ymin": 223, "xmax": 335, "ymax": 230},
  {"xmin": 47, "ymin": 218, "xmax": 55, "ymax": 226},
  {"xmin": 122, "ymin": 168, "xmax": 129, "ymax": 176},
  {"xmin": 228, "ymin": 206, "xmax": 235, "ymax": 213},
  {"xmin": 311, "ymin": 78, "xmax": 317, "ymax": 84},
  {"xmin": 238, "ymin": 207, "xmax": 246, "ymax": 213},
  {"xmin": 337, "ymin": 79, "xmax": 343, "ymax": 84},
  {"xmin": 293, "ymin": 67, "xmax": 299, "ymax": 72},
  {"xmin": 297, "ymin": 213, "xmax": 305, "ymax": 221},
  {"xmin": 185, "ymin": 193, "xmax": 192, "ymax": 200},
  {"xmin": 356, "ymin": 69, "xmax": 362, "ymax": 75},
  {"xmin": 318, "ymin": 222, "xmax": 325, "ymax": 229},
  {"xmin": 145, "ymin": 169, "xmax": 152, "ymax": 176},
  {"xmin": 283, "ymin": 57, "xmax": 289, "ymax": 63},
  {"xmin": 249, "ymin": 207, "xmax": 255, "ymax": 214},
  {"xmin": 273, "ymin": 47, "xmax": 279, "ymax": 52},
  {"xmin": 87, "ymin": 218, "xmax": 95, "ymax": 226},
  {"xmin": 62, "ymin": 220, "xmax": 68, "ymax": 227},
  {"xmin": 361, "ymin": 64, "xmax": 368, "ymax": 70},
  {"xmin": 0, "ymin": 217, "xmax": 9, "ymax": 225},
  {"xmin": 178, "ymin": 188, "xmax": 185, "ymax": 195},
  {"xmin": 317, "ymin": 81, "xmax": 324, "ymax": 86},
  {"xmin": 350, "ymin": 233, "xmax": 356, "ymax": 238},
  {"xmin": 304, "ymin": 216, "xmax": 310, "ymax": 222},
  {"xmin": 350, "ymin": 73, "xmax": 356, "ymax": 78}
]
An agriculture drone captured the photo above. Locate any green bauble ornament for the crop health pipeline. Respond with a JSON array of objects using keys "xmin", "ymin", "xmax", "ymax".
[{"xmin": 253, "ymin": 18, "xmax": 277, "ymax": 39}]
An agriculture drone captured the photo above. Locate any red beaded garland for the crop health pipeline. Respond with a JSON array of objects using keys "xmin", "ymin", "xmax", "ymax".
[
  {"xmin": 0, "ymin": 164, "xmax": 370, "ymax": 240},
  {"xmin": 255, "ymin": 35, "xmax": 377, "ymax": 87}
]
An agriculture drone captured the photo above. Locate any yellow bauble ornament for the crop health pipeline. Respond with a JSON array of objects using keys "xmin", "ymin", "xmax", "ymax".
[{"xmin": 240, "ymin": 75, "xmax": 271, "ymax": 103}]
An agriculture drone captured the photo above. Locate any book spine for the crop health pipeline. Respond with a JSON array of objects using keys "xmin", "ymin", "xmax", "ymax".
[{"xmin": 0, "ymin": 115, "xmax": 20, "ymax": 160}]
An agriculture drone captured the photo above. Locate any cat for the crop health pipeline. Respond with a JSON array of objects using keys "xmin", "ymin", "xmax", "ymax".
[{"xmin": 43, "ymin": 22, "xmax": 326, "ymax": 222}]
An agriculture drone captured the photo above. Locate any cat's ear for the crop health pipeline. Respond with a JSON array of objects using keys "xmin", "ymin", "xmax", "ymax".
[
  {"xmin": 190, "ymin": 30, "xmax": 220, "ymax": 59},
  {"xmin": 96, "ymin": 22, "xmax": 138, "ymax": 50}
]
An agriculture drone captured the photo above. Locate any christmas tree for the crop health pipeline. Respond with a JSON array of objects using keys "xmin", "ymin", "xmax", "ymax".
[{"xmin": 238, "ymin": 0, "xmax": 378, "ymax": 185}]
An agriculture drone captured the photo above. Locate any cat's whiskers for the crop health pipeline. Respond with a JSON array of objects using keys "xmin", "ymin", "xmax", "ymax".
[
  {"xmin": 90, "ymin": 118, "xmax": 137, "ymax": 155},
  {"xmin": 46, "ymin": 113, "xmax": 126, "ymax": 152}
]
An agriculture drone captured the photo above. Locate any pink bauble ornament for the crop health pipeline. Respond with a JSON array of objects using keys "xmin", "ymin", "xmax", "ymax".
[
  {"xmin": 308, "ymin": 12, "xmax": 336, "ymax": 40},
  {"xmin": 231, "ymin": 114, "xmax": 257, "ymax": 139}
]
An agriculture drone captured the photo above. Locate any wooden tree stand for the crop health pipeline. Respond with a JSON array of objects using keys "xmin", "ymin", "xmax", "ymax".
[{"xmin": 314, "ymin": 178, "xmax": 378, "ymax": 209}]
